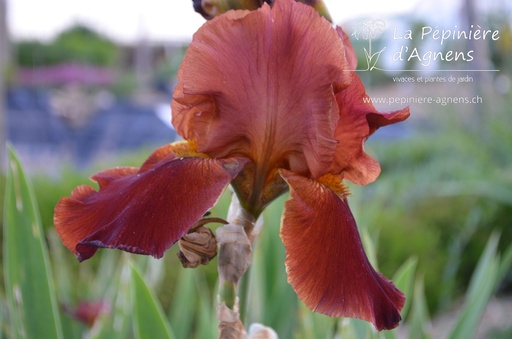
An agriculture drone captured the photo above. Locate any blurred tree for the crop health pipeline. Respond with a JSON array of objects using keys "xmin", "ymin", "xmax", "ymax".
[
  {"xmin": 16, "ymin": 24, "xmax": 119, "ymax": 67},
  {"xmin": 52, "ymin": 24, "xmax": 119, "ymax": 66},
  {"xmin": 487, "ymin": 12, "xmax": 512, "ymax": 73}
]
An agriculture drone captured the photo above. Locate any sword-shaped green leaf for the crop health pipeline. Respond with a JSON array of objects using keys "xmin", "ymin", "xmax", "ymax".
[
  {"xmin": 3, "ymin": 146, "xmax": 63, "ymax": 339},
  {"xmin": 449, "ymin": 234, "xmax": 500, "ymax": 339},
  {"xmin": 131, "ymin": 262, "xmax": 174, "ymax": 339}
]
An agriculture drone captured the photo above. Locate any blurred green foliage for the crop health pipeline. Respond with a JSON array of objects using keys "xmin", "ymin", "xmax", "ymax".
[
  {"xmin": 2, "ymin": 141, "xmax": 511, "ymax": 338},
  {"xmin": 16, "ymin": 24, "xmax": 119, "ymax": 67},
  {"xmin": 359, "ymin": 97, "xmax": 512, "ymax": 312},
  {"xmin": 3, "ymin": 5, "xmax": 511, "ymax": 337},
  {"xmin": 1, "ymin": 90, "xmax": 511, "ymax": 338},
  {"xmin": 0, "ymin": 92, "xmax": 512, "ymax": 338}
]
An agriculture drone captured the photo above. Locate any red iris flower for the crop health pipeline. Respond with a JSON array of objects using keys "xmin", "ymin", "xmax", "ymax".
[{"xmin": 54, "ymin": 0, "xmax": 409, "ymax": 331}]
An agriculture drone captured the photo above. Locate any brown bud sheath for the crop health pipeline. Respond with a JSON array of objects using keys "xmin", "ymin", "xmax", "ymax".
[
  {"xmin": 216, "ymin": 224, "xmax": 252, "ymax": 286},
  {"xmin": 177, "ymin": 217, "xmax": 227, "ymax": 268},
  {"xmin": 177, "ymin": 225, "xmax": 217, "ymax": 268}
]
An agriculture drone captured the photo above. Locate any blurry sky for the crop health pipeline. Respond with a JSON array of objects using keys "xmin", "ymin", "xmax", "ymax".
[
  {"xmin": 7, "ymin": 0, "xmax": 429, "ymax": 43},
  {"xmin": 7, "ymin": 0, "xmax": 509, "ymax": 43}
]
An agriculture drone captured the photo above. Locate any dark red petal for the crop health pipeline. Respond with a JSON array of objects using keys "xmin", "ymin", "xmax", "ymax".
[
  {"xmin": 280, "ymin": 170, "xmax": 405, "ymax": 330},
  {"xmin": 64, "ymin": 300, "xmax": 110, "ymax": 327},
  {"xmin": 54, "ymin": 144, "xmax": 248, "ymax": 261},
  {"xmin": 332, "ymin": 74, "xmax": 410, "ymax": 185}
]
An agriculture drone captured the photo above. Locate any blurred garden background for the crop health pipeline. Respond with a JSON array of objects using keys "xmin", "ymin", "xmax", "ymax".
[{"xmin": 1, "ymin": 0, "xmax": 512, "ymax": 338}]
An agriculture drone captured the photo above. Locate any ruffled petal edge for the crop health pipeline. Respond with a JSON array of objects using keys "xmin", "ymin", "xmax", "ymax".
[
  {"xmin": 54, "ymin": 142, "xmax": 248, "ymax": 261},
  {"xmin": 279, "ymin": 169, "xmax": 405, "ymax": 330}
]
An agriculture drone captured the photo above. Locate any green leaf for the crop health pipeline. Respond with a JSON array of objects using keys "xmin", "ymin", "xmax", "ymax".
[
  {"xmin": 91, "ymin": 256, "xmax": 133, "ymax": 339},
  {"xmin": 464, "ymin": 233, "xmax": 499, "ymax": 303},
  {"xmin": 296, "ymin": 302, "xmax": 336, "ymax": 339},
  {"xmin": 384, "ymin": 327, "xmax": 397, "ymax": 339},
  {"xmin": 408, "ymin": 276, "xmax": 430, "ymax": 339},
  {"xmin": 3, "ymin": 146, "xmax": 63, "ymax": 339},
  {"xmin": 168, "ymin": 268, "xmax": 196, "ymax": 339},
  {"xmin": 449, "ymin": 234, "xmax": 500, "ymax": 339},
  {"xmin": 244, "ymin": 195, "xmax": 299, "ymax": 338},
  {"xmin": 392, "ymin": 257, "xmax": 418, "ymax": 320},
  {"xmin": 361, "ymin": 228, "xmax": 379, "ymax": 270},
  {"xmin": 337, "ymin": 318, "xmax": 374, "ymax": 339},
  {"xmin": 437, "ymin": 180, "xmax": 512, "ymax": 206},
  {"xmin": 131, "ymin": 262, "xmax": 174, "ymax": 339},
  {"xmin": 497, "ymin": 242, "xmax": 512, "ymax": 288},
  {"xmin": 193, "ymin": 271, "xmax": 217, "ymax": 339},
  {"xmin": 169, "ymin": 268, "xmax": 218, "ymax": 339}
]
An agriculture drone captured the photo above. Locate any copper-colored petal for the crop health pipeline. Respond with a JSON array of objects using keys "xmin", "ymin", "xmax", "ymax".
[
  {"xmin": 172, "ymin": 0, "xmax": 350, "ymax": 179},
  {"xmin": 336, "ymin": 26, "xmax": 358, "ymax": 71},
  {"xmin": 54, "ymin": 143, "xmax": 248, "ymax": 261},
  {"xmin": 279, "ymin": 170, "xmax": 405, "ymax": 330},
  {"xmin": 296, "ymin": 0, "xmax": 333, "ymax": 22},
  {"xmin": 332, "ymin": 74, "xmax": 410, "ymax": 185}
]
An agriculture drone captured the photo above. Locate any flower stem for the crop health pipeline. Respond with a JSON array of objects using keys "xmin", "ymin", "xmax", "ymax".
[
  {"xmin": 216, "ymin": 193, "xmax": 255, "ymax": 338},
  {"xmin": 238, "ymin": 263, "xmax": 253, "ymax": 324},
  {"xmin": 220, "ymin": 280, "xmax": 237, "ymax": 310}
]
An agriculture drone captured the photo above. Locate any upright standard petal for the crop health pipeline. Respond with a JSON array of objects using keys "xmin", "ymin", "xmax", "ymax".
[
  {"xmin": 332, "ymin": 73, "xmax": 410, "ymax": 185},
  {"xmin": 279, "ymin": 170, "xmax": 405, "ymax": 331},
  {"xmin": 336, "ymin": 27, "xmax": 358, "ymax": 71},
  {"xmin": 172, "ymin": 0, "xmax": 350, "ymax": 179},
  {"xmin": 54, "ymin": 143, "xmax": 248, "ymax": 261}
]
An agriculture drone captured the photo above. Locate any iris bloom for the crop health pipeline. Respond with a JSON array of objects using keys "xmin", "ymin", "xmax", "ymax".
[{"xmin": 54, "ymin": 0, "xmax": 409, "ymax": 331}]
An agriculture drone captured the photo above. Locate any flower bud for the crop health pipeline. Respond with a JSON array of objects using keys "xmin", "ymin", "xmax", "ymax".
[
  {"xmin": 193, "ymin": 0, "xmax": 262, "ymax": 19},
  {"xmin": 248, "ymin": 323, "xmax": 278, "ymax": 339},
  {"xmin": 177, "ymin": 217, "xmax": 226, "ymax": 268}
]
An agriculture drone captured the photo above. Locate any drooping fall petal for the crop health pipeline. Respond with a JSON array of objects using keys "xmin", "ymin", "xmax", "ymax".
[
  {"xmin": 279, "ymin": 170, "xmax": 405, "ymax": 330},
  {"xmin": 172, "ymin": 0, "xmax": 350, "ymax": 179},
  {"xmin": 331, "ymin": 72, "xmax": 410, "ymax": 185},
  {"xmin": 54, "ymin": 143, "xmax": 248, "ymax": 261}
]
